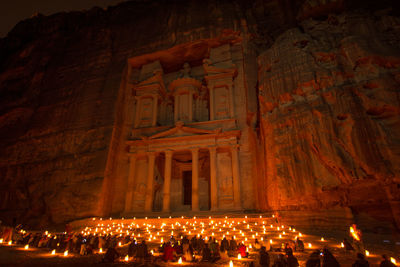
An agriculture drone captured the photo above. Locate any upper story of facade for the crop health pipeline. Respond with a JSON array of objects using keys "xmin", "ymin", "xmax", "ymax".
[{"xmin": 126, "ymin": 37, "xmax": 257, "ymax": 142}]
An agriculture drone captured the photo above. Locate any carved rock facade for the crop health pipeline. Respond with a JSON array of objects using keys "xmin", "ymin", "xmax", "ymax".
[{"xmin": 0, "ymin": 0, "xmax": 399, "ymax": 232}]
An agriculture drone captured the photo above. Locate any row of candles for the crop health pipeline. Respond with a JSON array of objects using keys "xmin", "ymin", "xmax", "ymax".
[{"xmin": 0, "ymin": 215, "xmax": 398, "ymax": 265}]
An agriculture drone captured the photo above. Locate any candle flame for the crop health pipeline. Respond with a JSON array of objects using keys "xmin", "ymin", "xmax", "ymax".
[
  {"xmin": 125, "ymin": 255, "xmax": 129, "ymax": 261},
  {"xmin": 24, "ymin": 244, "xmax": 29, "ymax": 249},
  {"xmin": 238, "ymin": 254, "xmax": 242, "ymax": 259},
  {"xmin": 8, "ymin": 241, "xmax": 12, "ymax": 245},
  {"xmin": 51, "ymin": 249, "xmax": 55, "ymax": 255},
  {"xmin": 229, "ymin": 260, "xmax": 233, "ymax": 267},
  {"xmin": 178, "ymin": 257, "xmax": 182, "ymax": 264},
  {"xmin": 340, "ymin": 242, "xmax": 344, "ymax": 248},
  {"xmin": 365, "ymin": 250, "xmax": 369, "ymax": 257},
  {"xmin": 390, "ymin": 257, "xmax": 396, "ymax": 264},
  {"xmin": 308, "ymin": 243, "xmax": 312, "ymax": 248},
  {"xmin": 99, "ymin": 248, "xmax": 103, "ymax": 253},
  {"xmin": 64, "ymin": 250, "xmax": 68, "ymax": 256},
  {"xmin": 0, "ymin": 239, "xmax": 3, "ymax": 243}
]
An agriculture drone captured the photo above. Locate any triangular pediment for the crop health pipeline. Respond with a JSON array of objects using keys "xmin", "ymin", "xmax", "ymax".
[{"xmin": 141, "ymin": 121, "xmax": 221, "ymax": 140}]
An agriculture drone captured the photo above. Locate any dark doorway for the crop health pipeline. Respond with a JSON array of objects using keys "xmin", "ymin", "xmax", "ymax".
[{"xmin": 182, "ymin": 171, "xmax": 192, "ymax": 205}]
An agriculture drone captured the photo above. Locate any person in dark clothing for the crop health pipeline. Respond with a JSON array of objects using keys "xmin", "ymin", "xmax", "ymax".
[
  {"xmin": 284, "ymin": 243, "xmax": 293, "ymax": 255},
  {"xmin": 272, "ymin": 254, "xmax": 287, "ymax": 267},
  {"xmin": 202, "ymin": 244, "xmax": 212, "ymax": 262},
  {"xmin": 286, "ymin": 251, "xmax": 299, "ymax": 267},
  {"xmin": 229, "ymin": 236, "xmax": 237, "ymax": 254},
  {"xmin": 306, "ymin": 250, "xmax": 321, "ymax": 267},
  {"xmin": 136, "ymin": 240, "xmax": 148, "ymax": 264},
  {"xmin": 128, "ymin": 240, "xmax": 137, "ymax": 257},
  {"xmin": 343, "ymin": 238, "xmax": 354, "ymax": 251},
  {"xmin": 352, "ymin": 253, "xmax": 369, "ymax": 267},
  {"xmin": 295, "ymin": 237, "xmax": 304, "ymax": 252},
  {"xmin": 322, "ymin": 248, "xmax": 340, "ymax": 267},
  {"xmin": 259, "ymin": 246, "xmax": 270, "ymax": 267},
  {"xmin": 103, "ymin": 246, "xmax": 120, "ymax": 263},
  {"xmin": 221, "ymin": 237, "xmax": 229, "ymax": 252},
  {"xmin": 380, "ymin": 255, "xmax": 396, "ymax": 267}
]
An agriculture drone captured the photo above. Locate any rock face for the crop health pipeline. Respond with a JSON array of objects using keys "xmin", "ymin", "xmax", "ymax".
[
  {"xmin": 0, "ymin": 0, "xmax": 399, "ymax": 232},
  {"xmin": 258, "ymin": 11, "xmax": 400, "ymax": 230}
]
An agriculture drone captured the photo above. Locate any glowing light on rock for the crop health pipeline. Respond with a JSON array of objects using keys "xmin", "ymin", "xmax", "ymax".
[{"xmin": 350, "ymin": 225, "xmax": 360, "ymax": 241}]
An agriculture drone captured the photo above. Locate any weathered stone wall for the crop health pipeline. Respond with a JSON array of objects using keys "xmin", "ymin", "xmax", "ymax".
[{"xmin": 258, "ymin": 11, "xmax": 400, "ymax": 229}]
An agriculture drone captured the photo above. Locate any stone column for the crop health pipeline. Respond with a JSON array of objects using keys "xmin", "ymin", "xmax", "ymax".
[
  {"xmin": 134, "ymin": 97, "xmax": 141, "ymax": 128},
  {"xmin": 209, "ymin": 147, "xmax": 218, "ymax": 211},
  {"xmin": 174, "ymin": 95, "xmax": 178, "ymax": 122},
  {"xmin": 152, "ymin": 94, "xmax": 158, "ymax": 126},
  {"xmin": 230, "ymin": 145, "xmax": 242, "ymax": 209},
  {"xmin": 209, "ymin": 87, "xmax": 215, "ymax": 120},
  {"xmin": 189, "ymin": 91, "xmax": 193, "ymax": 122},
  {"xmin": 145, "ymin": 152, "xmax": 156, "ymax": 212},
  {"xmin": 191, "ymin": 148, "xmax": 200, "ymax": 212},
  {"xmin": 228, "ymin": 83, "xmax": 235, "ymax": 118},
  {"xmin": 162, "ymin": 151, "xmax": 173, "ymax": 212},
  {"xmin": 124, "ymin": 155, "xmax": 137, "ymax": 213}
]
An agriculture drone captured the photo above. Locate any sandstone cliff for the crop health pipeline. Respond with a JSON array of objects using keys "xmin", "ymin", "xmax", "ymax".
[
  {"xmin": 258, "ymin": 10, "xmax": 400, "ymax": 231},
  {"xmin": 0, "ymin": 0, "xmax": 399, "ymax": 232}
]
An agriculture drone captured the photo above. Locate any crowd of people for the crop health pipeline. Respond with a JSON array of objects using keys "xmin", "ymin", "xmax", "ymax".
[{"xmin": 0, "ymin": 223, "xmax": 397, "ymax": 266}]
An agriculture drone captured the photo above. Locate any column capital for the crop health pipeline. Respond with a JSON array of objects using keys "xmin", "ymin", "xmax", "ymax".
[
  {"xmin": 208, "ymin": 146, "xmax": 217, "ymax": 153},
  {"xmin": 230, "ymin": 144, "xmax": 240, "ymax": 151},
  {"xmin": 165, "ymin": 150, "xmax": 174, "ymax": 157},
  {"xmin": 147, "ymin": 151, "xmax": 156, "ymax": 158},
  {"xmin": 190, "ymin": 147, "xmax": 199, "ymax": 154}
]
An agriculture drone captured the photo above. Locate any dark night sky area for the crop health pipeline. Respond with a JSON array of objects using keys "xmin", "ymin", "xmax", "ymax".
[{"xmin": 0, "ymin": 0, "xmax": 125, "ymax": 38}]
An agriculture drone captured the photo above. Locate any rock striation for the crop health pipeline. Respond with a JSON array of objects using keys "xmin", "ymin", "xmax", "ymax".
[{"xmin": 0, "ymin": 0, "xmax": 399, "ymax": 233}]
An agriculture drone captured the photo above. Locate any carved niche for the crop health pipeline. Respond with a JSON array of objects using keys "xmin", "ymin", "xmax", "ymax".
[
  {"xmin": 132, "ymin": 61, "xmax": 166, "ymax": 128},
  {"xmin": 203, "ymin": 44, "xmax": 237, "ymax": 121},
  {"xmin": 168, "ymin": 63, "xmax": 202, "ymax": 123}
]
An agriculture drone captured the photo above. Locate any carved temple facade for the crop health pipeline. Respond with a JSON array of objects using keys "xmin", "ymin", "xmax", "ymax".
[{"xmin": 102, "ymin": 36, "xmax": 260, "ymax": 215}]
